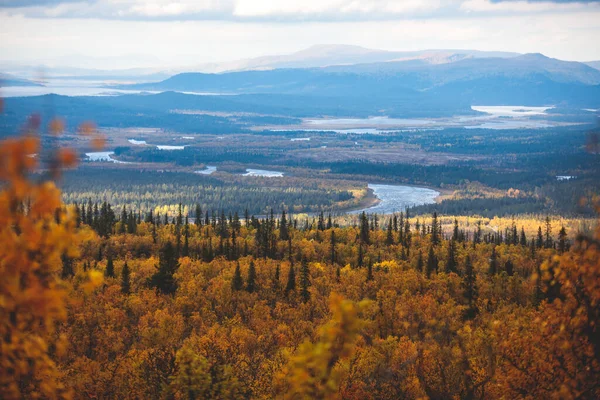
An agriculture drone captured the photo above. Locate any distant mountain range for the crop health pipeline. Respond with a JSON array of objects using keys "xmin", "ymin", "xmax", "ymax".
[
  {"xmin": 116, "ymin": 51, "xmax": 600, "ymax": 108},
  {"xmin": 0, "ymin": 73, "xmax": 43, "ymax": 87},
  {"xmin": 184, "ymin": 44, "xmax": 522, "ymax": 73}
]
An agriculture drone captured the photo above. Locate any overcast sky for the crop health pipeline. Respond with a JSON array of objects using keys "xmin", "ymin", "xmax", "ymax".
[{"xmin": 1, "ymin": 0, "xmax": 599, "ymax": 69}]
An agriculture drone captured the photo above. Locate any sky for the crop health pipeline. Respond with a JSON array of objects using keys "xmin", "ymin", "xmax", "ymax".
[{"xmin": 1, "ymin": 0, "xmax": 599, "ymax": 69}]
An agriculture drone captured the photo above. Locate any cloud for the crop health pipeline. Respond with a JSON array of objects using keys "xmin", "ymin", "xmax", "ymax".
[{"xmin": 0, "ymin": 0, "xmax": 599, "ymax": 20}]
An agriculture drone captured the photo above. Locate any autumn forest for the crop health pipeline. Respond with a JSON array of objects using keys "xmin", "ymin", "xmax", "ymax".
[{"xmin": 1, "ymin": 120, "xmax": 599, "ymax": 399}]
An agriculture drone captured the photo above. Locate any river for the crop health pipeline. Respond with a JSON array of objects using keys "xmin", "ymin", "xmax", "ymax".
[{"xmin": 349, "ymin": 184, "xmax": 439, "ymax": 215}]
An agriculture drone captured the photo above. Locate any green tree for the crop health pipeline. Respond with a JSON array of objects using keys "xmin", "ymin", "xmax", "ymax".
[
  {"xmin": 246, "ymin": 260, "xmax": 257, "ymax": 293},
  {"xmin": 462, "ymin": 255, "xmax": 478, "ymax": 320},
  {"xmin": 150, "ymin": 241, "xmax": 179, "ymax": 295},
  {"xmin": 121, "ymin": 261, "xmax": 131, "ymax": 294},
  {"xmin": 232, "ymin": 262, "xmax": 243, "ymax": 291},
  {"xmin": 300, "ymin": 260, "xmax": 311, "ymax": 303},
  {"xmin": 285, "ymin": 263, "xmax": 296, "ymax": 295},
  {"xmin": 105, "ymin": 255, "xmax": 115, "ymax": 278}
]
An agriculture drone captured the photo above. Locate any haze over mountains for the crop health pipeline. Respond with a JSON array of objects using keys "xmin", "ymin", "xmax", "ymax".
[
  {"xmin": 2, "ymin": 44, "xmax": 599, "ymax": 82},
  {"xmin": 113, "ymin": 47, "xmax": 600, "ymax": 109}
]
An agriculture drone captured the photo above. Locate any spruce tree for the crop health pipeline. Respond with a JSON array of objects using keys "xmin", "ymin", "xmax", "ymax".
[
  {"xmin": 121, "ymin": 261, "xmax": 131, "ymax": 294},
  {"xmin": 536, "ymin": 226, "xmax": 544, "ymax": 248},
  {"xmin": 300, "ymin": 260, "xmax": 310, "ymax": 303},
  {"xmin": 182, "ymin": 216, "xmax": 190, "ymax": 257},
  {"xmin": 520, "ymin": 227, "xmax": 527, "ymax": 246},
  {"xmin": 246, "ymin": 260, "xmax": 256, "ymax": 293},
  {"xmin": 505, "ymin": 259, "xmax": 514, "ymax": 277},
  {"xmin": 231, "ymin": 262, "xmax": 243, "ymax": 291},
  {"xmin": 416, "ymin": 250, "xmax": 424, "ymax": 272},
  {"xmin": 386, "ymin": 221, "xmax": 394, "ymax": 245},
  {"xmin": 150, "ymin": 241, "xmax": 179, "ymax": 295},
  {"xmin": 330, "ymin": 230, "xmax": 336, "ymax": 265},
  {"xmin": 285, "ymin": 263, "xmax": 296, "ymax": 294},
  {"xmin": 558, "ymin": 226, "xmax": 568, "ymax": 254},
  {"xmin": 359, "ymin": 212, "xmax": 370, "ymax": 244},
  {"xmin": 544, "ymin": 216, "xmax": 553, "ymax": 249},
  {"xmin": 488, "ymin": 247, "xmax": 498, "ymax": 276},
  {"xmin": 105, "ymin": 255, "xmax": 115, "ymax": 278},
  {"xmin": 462, "ymin": 255, "xmax": 478, "ymax": 320},
  {"xmin": 273, "ymin": 264, "xmax": 280, "ymax": 290},
  {"xmin": 445, "ymin": 240, "xmax": 458, "ymax": 274},
  {"xmin": 426, "ymin": 246, "xmax": 438, "ymax": 278},
  {"xmin": 279, "ymin": 210, "xmax": 289, "ymax": 241},
  {"xmin": 366, "ymin": 262, "xmax": 374, "ymax": 282},
  {"xmin": 431, "ymin": 212, "xmax": 440, "ymax": 245},
  {"xmin": 195, "ymin": 204, "xmax": 202, "ymax": 226}
]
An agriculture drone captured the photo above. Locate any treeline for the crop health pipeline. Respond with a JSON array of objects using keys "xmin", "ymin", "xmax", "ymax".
[{"xmin": 60, "ymin": 168, "xmax": 355, "ymax": 215}]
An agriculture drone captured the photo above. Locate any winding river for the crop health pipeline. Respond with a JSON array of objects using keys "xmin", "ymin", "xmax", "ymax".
[{"xmin": 349, "ymin": 184, "xmax": 439, "ymax": 215}]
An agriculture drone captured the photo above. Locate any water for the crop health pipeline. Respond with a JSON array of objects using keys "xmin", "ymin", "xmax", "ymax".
[
  {"xmin": 471, "ymin": 105, "xmax": 551, "ymax": 116},
  {"xmin": 466, "ymin": 121, "xmax": 552, "ymax": 129},
  {"xmin": 0, "ymin": 83, "xmax": 231, "ymax": 98},
  {"xmin": 85, "ymin": 151, "xmax": 129, "ymax": 163},
  {"xmin": 195, "ymin": 166, "xmax": 217, "ymax": 175},
  {"xmin": 290, "ymin": 137, "xmax": 311, "ymax": 141},
  {"xmin": 243, "ymin": 169, "xmax": 283, "ymax": 177},
  {"xmin": 349, "ymin": 184, "xmax": 439, "ymax": 215},
  {"xmin": 157, "ymin": 145, "xmax": 185, "ymax": 150},
  {"xmin": 306, "ymin": 116, "xmax": 434, "ymax": 126},
  {"xmin": 128, "ymin": 139, "xmax": 147, "ymax": 145}
]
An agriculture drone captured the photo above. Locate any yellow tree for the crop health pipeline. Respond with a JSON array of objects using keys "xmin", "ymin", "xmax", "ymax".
[{"xmin": 0, "ymin": 115, "xmax": 100, "ymax": 399}]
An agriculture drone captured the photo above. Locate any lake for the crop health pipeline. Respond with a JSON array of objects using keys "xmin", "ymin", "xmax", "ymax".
[
  {"xmin": 195, "ymin": 166, "xmax": 217, "ymax": 175},
  {"xmin": 85, "ymin": 151, "xmax": 129, "ymax": 164},
  {"xmin": 350, "ymin": 184, "xmax": 439, "ymax": 214},
  {"xmin": 243, "ymin": 169, "xmax": 284, "ymax": 177}
]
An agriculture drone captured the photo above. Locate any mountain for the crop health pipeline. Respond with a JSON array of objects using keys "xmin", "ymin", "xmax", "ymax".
[
  {"xmin": 586, "ymin": 61, "xmax": 600, "ymax": 71},
  {"xmin": 115, "ymin": 53, "xmax": 600, "ymax": 108},
  {"xmin": 186, "ymin": 44, "xmax": 520, "ymax": 73},
  {"xmin": 0, "ymin": 73, "xmax": 43, "ymax": 87}
]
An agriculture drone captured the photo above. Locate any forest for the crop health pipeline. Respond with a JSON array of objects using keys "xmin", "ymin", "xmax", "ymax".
[{"xmin": 2, "ymin": 126, "xmax": 599, "ymax": 399}]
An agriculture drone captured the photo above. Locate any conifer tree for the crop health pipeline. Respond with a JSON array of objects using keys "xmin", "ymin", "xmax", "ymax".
[
  {"xmin": 182, "ymin": 216, "xmax": 190, "ymax": 257},
  {"xmin": 366, "ymin": 262, "xmax": 374, "ymax": 282},
  {"xmin": 489, "ymin": 246, "xmax": 498, "ymax": 276},
  {"xmin": 105, "ymin": 255, "xmax": 115, "ymax": 278},
  {"xmin": 536, "ymin": 226, "xmax": 544, "ymax": 248},
  {"xmin": 195, "ymin": 204, "xmax": 202, "ymax": 226},
  {"xmin": 520, "ymin": 227, "xmax": 527, "ymax": 246},
  {"xmin": 386, "ymin": 221, "xmax": 394, "ymax": 245},
  {"xmin": 505, "ymin": 259, "xmax": 514, "ymax": 277},
  {"xmin": 357, "ymin": 244, "xmax": 364, "ymax": 268},
  {"xmin": 121, "ymin": 261, "xmax": 131, "ymax": 294},
  {"xmin": 445, "ymin": 240, "xmax": 458, "ymax": 274},
  {"xmin": 330, "ymin": 230, "xmax": 336, "ymax": 265},
  {"xmin": 462, "ymin": 255, "xmax": 478, "ymax": 319},
  {"xmin": 300, "ymin": 260, "xmax": 310, "ymax": 303},
  {"xmin": 558, "ymin": 226, "xmax": 568, "ymax": 254},
  {"xmin": 431, "ymin": 212, "xmax": 440, "ymax": 245},
  {"xmin": 544, "ymin": 216, "xmax": 553, "ymax": 248},
  {"xmin": 279, "ymin": 210, "xmax": 289, "ymax": 241},
  {"xmin": 150, "ymin": 241, "xmax": 179, "ymax": 295},
  {"xmin": 426, "ymin": 246, "xmax": 438, "ymax": 278},
  {"xmin": 246, "ymin": 260, "xmax": 256, "ymax": 293},
  {"xmin": 416, "ymin": 250, "xmax": 424, "ymax": 272},
  {"xmin": 285, "ymin": 262, "xmax": 296, "ymax": 294},
  {"xmin": 359, "ymin": 212, "xmax": 370, "ymax": 244},
  {"xmin": 231, "ymin": 262, "xmax": 243, "ymax": 292},
  {"xmin": 273, "ymin": 264, "xmax": 280, "ymax": 290}
]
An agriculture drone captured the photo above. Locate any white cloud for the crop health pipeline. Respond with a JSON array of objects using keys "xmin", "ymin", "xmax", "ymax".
[{"xmin": 461, "ymin": 0, "xmax": 597, "ymax": 13}]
